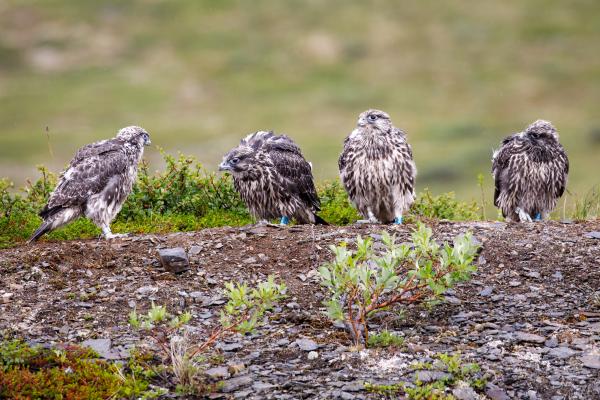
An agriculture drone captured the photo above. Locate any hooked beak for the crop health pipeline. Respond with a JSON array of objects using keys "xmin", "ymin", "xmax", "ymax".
[
  {"xmin": 357, "ymin": 117, "xmax": 367, "ymax": 127},
  {"xmin": 143, "ymin": 135, "xmax": 151, "ymax": 146},
  {"xmin": 218, "ymin": 161, "xmax": 231, "ymax": 171}
]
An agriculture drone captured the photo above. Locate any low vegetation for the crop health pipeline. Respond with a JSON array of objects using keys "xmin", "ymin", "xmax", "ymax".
[
  {"xmin": 0, "ymin": 340, "xmax": 162, "ymax": 399},
  {"xmin": 129, "ymin": 276, "xmax": 286, "ymax": 395},
  {"xmin": 365, "ymin": 352, "xmax": 487, "ymax": 399},
  {"xmin": 0, "ymin": 152, "xmax": 487, "ymax": 248},
  {"xmin": 319, "ymin": 224, "xmax": 480, "ymax": 346}
]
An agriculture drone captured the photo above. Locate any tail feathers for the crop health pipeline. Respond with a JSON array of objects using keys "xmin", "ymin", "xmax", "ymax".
[
  {"xmin": 314, "ymin": 214, "xmax": 329, "ymax": 225},
  {"xmin": 27, "ymin": 222, "xmax": 52, "ymax": 244}
]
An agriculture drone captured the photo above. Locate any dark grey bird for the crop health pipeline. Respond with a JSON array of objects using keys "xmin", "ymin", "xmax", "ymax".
[
  {"xmin": 219, "ymin": 131, "xmax": 326, "ymax": 225},
  {"xmin": 338, "ymin": 109, "xmax": 417, "ymax": 224},
  {"xmin": 28, "ymin": 126, "xmax": 151, "ymax": 243},
  {"xmin": 492, "ymin": 119, "xmax": 569, "ymax": 222}
]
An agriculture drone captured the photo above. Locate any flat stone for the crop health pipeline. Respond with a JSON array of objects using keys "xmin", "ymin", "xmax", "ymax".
[
  {"xmin": 189, "ymin": 245, "xmax": 202, "ymax": 255},
  {"xmin": 485, "ymin": 383, "xmax": 511, "ymax": 400},
  {"xmin": 158, "ymin": 247, "xmax": 190, "ymax": 274},
  {"xmin": 413, "ymin": 370, "xmax": 451, "ymax": 383},
  {"xmin": 514, "ymin": 331, "xmax": 545, "ymax": 344},
  {"xmin": 253, "ymin": 381, "xmax": 276, "ymax": 392},
  {"xmin": 136, "ymin": 286, "xmax": 158, "ymax": 296},
  {"xmin": 581, "ymin": 353, "xmax": 600, "ymax": 369},
  {"xmin": 295, "ymin": 338, "xmax": 318, "ymax": 351},
  {"xmin": 81, "ymin": 338, "xmax": 120, "ymax": 359},
  {"xmin": 221, "ymin": 375, "xmax": 253, "ymax": 393},
  {"xmin": 479, "ymin": 286, "xmax": 493, "ymax": 297},
  {"xmin": 206, "ymin": 366, "xmax": 229, "ymax": 379},
  {"xmin": 584, "ymin": 231, "xmax": 600, "ymax": 239},
  {"xmin": 548, "ymin": 347, "xmax": 577, "ymax": 359},
  {"xmin": 217, "ymin": 342, "xmax": 243, "ymax": 352},
  {"xmin": 452, "ymin": 385, "xmax": 479, "ymax": 400},
  {"xmin": 1, "ymin": 293, "xmax": 13, "ymax": 303}
]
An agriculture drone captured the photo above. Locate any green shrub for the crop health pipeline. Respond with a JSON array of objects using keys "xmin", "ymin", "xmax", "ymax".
[
  {"xmin": 366, "ymin": 330, "xmax": 404, "ymax": 348},
  {"xmin": 411, "ymin": 189, "xmax": 480, "ymax": 221},
  {"xmin": 319, "ymin": 224, "xmax": 479, "ymax": 347},
  {"xmin": 317, "ymin": 180, "xmax": 361, "ymax": 225}
]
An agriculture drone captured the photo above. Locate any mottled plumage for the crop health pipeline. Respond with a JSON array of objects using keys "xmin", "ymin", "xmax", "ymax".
[
  {"xmin": 219, "ymin": 131, "xmax": 326, "ymax": 224},
  {"xmin": 492, "ymin": 120, "xmax": 569, "ymax": 222},
  {"xmin": 339, "ymin": 109, "xmax": 416, "ymax": 223},
  {"xmin": 28, "ymin": 126, "xmax": 151, "ymax": 243}
]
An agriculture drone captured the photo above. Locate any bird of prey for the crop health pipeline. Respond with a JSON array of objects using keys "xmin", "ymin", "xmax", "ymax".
[
  {"xmin": 219, "ymin": 131, "xmax": 327, "ymax": 225},
  {"xmin": 338, "ymin": 109, "xmax": 417, "ymax": 224},
  {"xmin": 492, "ymin": 119, "xmax": 569, "ymax": 222},
  {"xmin": 28, "ymin": 126, "xmax": 151, "ymax": 243}
]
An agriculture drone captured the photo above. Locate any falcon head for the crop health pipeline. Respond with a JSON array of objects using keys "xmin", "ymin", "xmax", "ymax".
[
  {"xmin": 219, "ymin": 145, "xmax": 255, "ymax": 174},
  {"xmin": 117, "ymin": 126, "xmax": 151, "ymax": 147},
  {"xmin": 357, "ymin": 109, "xmax": 392, "ymax": 132},
  {"xmin": 524, "ymin": 119, "xmax": 559, "ymax": 143}
]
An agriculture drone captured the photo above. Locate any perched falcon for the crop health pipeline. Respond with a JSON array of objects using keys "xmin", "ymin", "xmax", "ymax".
[
  {"xmin": 219, "ymin": 131, "xmax": 327, "ymax": 225},
  {"xmin": 338, "ymin": 109, "xmax": 417, "ymax": 224},
  {"xmin": 492, "ymin": 119, "xmax": 569, "ymax": 222},
  {"xmin": 28, "ymin": 126, "xmax": 151, "ymax": 243}
]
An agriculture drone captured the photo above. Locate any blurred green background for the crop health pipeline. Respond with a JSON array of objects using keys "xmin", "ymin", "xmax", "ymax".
[{"xmin": 1, "ymin": 0, "xmax": 599, "ymax": 205}]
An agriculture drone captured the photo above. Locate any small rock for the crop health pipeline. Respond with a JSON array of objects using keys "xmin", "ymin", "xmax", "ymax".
[
  {"xmin": 413, "ymin": 370, "xmax": 451, "ymax": 383},
  {"xmin": 206, "ymin": 366, "xmax": 229, "ymax": 379},
  {"xmin": 452, "ymin": 385, "xmax": 479, "ymax": 400},
  {"xmin": 253, "ymin": 381, "xmax": 275, "ymax": 392},
  {"xmin": 218, "ymin": 342, "xmax": 243, "ymax": 352},
  {"xmin": 548, "ymin": 347, "xmax": 577, "ymax": 359},
  {"xmin": 485, "ymin": 383, "xmax": 511, "ymax": 400},
  {"xmin": 1, "ymin": 293, "xmax": 13, "ymax": 303},
  {"xmin": 509, "ymin": 280, "xmax": 522, "ymax": 287},
  {"xmin": 479, "ymin": 286, "xmax": 493, "ymax": 297},
  {"xmin": 295, "ymin": 338, "xmax": 318, "ymax": 351},
  {"xmin": 308, "ymin": 351, "xmax": 319, "ymax": 360},
  {"xmin": 221, "ymin": 375, "xmax": 253, "ymax": 393},
  {"xmin": 81, "ymin": 338, "xmax": 120, "ymax": 359},
  {"xmin": 581, "ymin": 353, "xmax": 600, "ymax": 369},
  {"xmin": 514, "ymin": 331, "xmax": 546, "ymax": 344},
  {"xmin": 584, "ymin": 231, "xmax": 600, "ymax": 239},
  {"xmin": 136, "ymin": 286, "xmax": 158, "ymax": 296},
  {"xmin": 158, "ymin": 247, "xmax": 190, "ymax": 274},
  {"xmin": 189, "ymin": 245, "xmax": 202, "ymax": 255},
  {"xmin": 552, "ymin": 271, "xmax": 563, "ymax": 280}
]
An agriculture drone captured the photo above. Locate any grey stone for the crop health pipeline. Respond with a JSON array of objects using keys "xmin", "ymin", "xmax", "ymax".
[
  {"xmin": 158, "ymin": 247, "xmax": 190, "ymax": 273},
  {"xmin": 81, "ymin": 338, "xmax": 120, "ymax": 360},
  {"xmin": 548, "ymin": 347, "xmax": 577, "ymax": 359},
  {"xmin": 221, "ymin": 375, "xmax": 253, "ymax": 393},
  {"xmin": 581, "ymin": 353, "xmax": 600, "ymax": 369},
  {"xmin": 295, "ymin": 338, "xmax": 318, "ymax": 351},
  {"xmin": 514, "ymin": 331, "xmax": 545, "ymax": 344},
  {"xmin": 452, "ymin": 385, "xmax": 479, "ymax": 400},
  {"xmin": 189, "ymin": 245, "xmax": 202, "ymax": 255},
  {"xmin": 136, "ymin": 285, "xmax": 158, "ymax": 295},
  {"xmin": 584, "ymin": 231, "xmax": 600, "ymax": 239},
  {"xmin": 413, "ymin": 370, "xmax": 451, "ymax": 383},
  {"xmin": 479, "ymin": 286, "xmax": 493, "ymax": 297},
  {"xmin": 253, "ymin": 381, "xmax": 276, "ymax": 392},
  {"xmin": 217, "ymin": 342, "xmax": 243, "ymax": 352},
  {"xmin": 485, "ymin": 383, "xmax": 511, "ymax": 400},
  {"xmin": 206, "ymin": 366, "xmax": 230, "ymax": 379},
  {"xmin": 308, "ymin": 351, "xmax": 319, "ymax": 360}
]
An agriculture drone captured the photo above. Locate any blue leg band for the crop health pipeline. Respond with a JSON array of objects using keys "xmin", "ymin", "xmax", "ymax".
[{"xmin": 280, "ymin": 216, "xmax": 289, "ymax": 225}]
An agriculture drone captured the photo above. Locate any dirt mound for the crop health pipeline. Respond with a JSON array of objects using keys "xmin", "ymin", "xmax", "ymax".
[{"xmin": 1, "ymin": 221, "xmax": 599, "ymax": 399}]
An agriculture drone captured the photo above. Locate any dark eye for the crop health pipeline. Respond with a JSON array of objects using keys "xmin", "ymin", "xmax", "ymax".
[
  {"xmin": 530, "ymin": 132, "xmax": 540, "ymax": 139},
  {"xmin": 231, "ymin": 157, "xmax": 240, "ymax": 164},
  {"xmin": 368, "ymin": 114, "xmax": 377, "ymax": 121}
]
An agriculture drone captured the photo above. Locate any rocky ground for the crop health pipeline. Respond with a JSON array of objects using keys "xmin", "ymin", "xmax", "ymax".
[{"xmin": 1, "ymin": 221, "xmax": 600, "ymax": 399}]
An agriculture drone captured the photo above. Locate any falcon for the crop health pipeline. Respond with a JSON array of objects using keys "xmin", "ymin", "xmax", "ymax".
[
  {"xmin": 338, "ymin": 109, "xmax": 416, "ymax": 224},
  {"xmin": 219, "ymin": 131, "xmax": 326, "ymax": 225},
  {"xmin": 28, "ymin": 126, "xmax": 151, "ymax": 243},
  {"xmin": 492, "ymin": 119, "xmax": 569, "ymax": 222}
]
